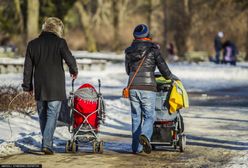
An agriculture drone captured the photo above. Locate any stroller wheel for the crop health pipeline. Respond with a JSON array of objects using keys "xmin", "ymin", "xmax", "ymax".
[
  {"xmin": 179, "ymin": 134, "xmax": 186, "ymax": 152},
  {"xmin": 92, "ymin": 141, "xmax": 104, "ymax": 154},
  {"xmin": 98, "ymin": 140, "xmax": 104, "ymax": 154},
  {"xmin": 92, "ymin": 141, "xmax": 98, "ymax": 153},
  {"xmin": 71, "ymin": 140, "xmax": 78, "ymax": 153},
  {"xmin": 65, "ymin": 140, "xmax": 71, "ymax": 153}
]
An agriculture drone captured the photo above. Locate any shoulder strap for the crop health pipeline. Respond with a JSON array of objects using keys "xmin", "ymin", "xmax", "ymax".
[{"xmin": 127, "ymin": 50, "xmax": 148, "ymax": 89}]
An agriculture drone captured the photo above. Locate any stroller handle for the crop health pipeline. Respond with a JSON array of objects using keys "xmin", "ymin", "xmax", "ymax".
[
  {"xmin": 98, "ymin": 79, "xmax": 101, "ymax": 94},
  {"xmin": 72, "ymin": 79, "xmax": 75, "ymax": 92}
]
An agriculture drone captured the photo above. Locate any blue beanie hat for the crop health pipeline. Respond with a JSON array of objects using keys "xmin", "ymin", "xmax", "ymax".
[{"xmin": 133, "ymin": 24, "xmax": 150, "ymax": 38}]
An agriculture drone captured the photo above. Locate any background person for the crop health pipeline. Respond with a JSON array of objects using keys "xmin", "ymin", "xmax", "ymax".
[
  {"xmin": 214, "ymin": 31, "xmax": 224, "ymax": 64},
  {"xmin": 22, "ymin": 17, "xmax": 78, "ymax": 155},
  {"xmin": 222, "ymin": 40, "xmax": 238, "ymax": 66},
  {"xmin": 125, "ymin": 24, "xmax": 179, "ymax": 154}
]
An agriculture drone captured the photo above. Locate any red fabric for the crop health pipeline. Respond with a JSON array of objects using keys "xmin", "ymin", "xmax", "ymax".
[{"xmin": 73, "ymin": 83, "xmax": 98, "ymax": 131}]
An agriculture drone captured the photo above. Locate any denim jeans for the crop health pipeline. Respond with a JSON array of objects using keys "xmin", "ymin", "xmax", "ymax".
[
  {"xmin": 37, "ymin": 101, "xmax": 62, "ymax": 149},
  {"xmin": 129, "ymin": 89, "xmax": 156, "ymax": 153},
  {"xmin": 215, "ymin": 50, "xmax": 221, "ymax": 64}
]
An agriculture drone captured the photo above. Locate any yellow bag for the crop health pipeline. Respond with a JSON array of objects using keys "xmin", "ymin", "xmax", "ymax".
[{"xmin": 169, "ymin": 81, "xmax": 189, "ymax": 113}]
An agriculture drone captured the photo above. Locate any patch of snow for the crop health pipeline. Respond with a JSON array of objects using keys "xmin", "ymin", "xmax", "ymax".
[{"xmin": 0, "ymin": 59, "xmax": 248, "ymax": 165}]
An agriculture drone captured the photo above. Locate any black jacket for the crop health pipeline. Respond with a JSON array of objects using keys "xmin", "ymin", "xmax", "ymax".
[
  {"xmin": 22, "ymin": 32, "xmax": 78, "ymax": 101},
  {"xmin": 214, "ymin": 35, "xmax": 222, "ymax": 52},
  {"xmin": 125, "ymin": 39, "xmax": 178, "ymax": 91}
]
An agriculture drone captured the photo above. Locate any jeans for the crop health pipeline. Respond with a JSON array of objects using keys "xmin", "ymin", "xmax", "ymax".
[
  {"xmin": 37, "ymin": 101, "xmax": 62, "ymax": 149},
  {"xmin": 215, "ymin": 50, "xmax": 221, "ymax": 64},
  {"xmin": 129, "ymin": 89, "xmax": 156, "ymax": 153}
]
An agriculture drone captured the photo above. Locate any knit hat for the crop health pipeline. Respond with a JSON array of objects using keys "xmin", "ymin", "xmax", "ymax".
[{"xmin": 133, "ymin": 24, "xmax": 150, "ymax": 38}]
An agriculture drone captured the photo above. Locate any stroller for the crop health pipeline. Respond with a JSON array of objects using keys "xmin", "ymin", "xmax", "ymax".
[
  {"xmin": 151, "ymin": 73, "xmax": 187, "ymax": 152},
  {"xmin": 65, "ymin": 79, "xmax": 105, "ymax": 153}
]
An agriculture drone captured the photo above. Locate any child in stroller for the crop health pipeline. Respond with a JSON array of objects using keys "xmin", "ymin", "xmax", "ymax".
[
  {"xmin": 151, "ymin": 73, "xmax": 187, "ymax": 152},
  {"xmin": 65, "ymin": 79, "xmax": 105, "ymax": 153}
]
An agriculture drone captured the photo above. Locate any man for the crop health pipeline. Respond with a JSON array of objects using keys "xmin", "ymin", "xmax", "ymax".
[
  {"xmin": 22, "ymin": 17, "xmax": 78, "ymax": 154},
  {"xmin": 214, "ymin": 31, "xmax": 224, "ymax": 64},
  {"xmin": 125, "ymin": 24, "xmax": 179, "ymax": 154}
]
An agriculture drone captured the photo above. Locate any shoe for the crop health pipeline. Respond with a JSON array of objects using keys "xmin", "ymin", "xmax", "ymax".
[
  {"xmin": 132, "ymin": 150, "xmax": 143, "ymax": 154},
  {"xmin": 139, "ymin": 134, "xmax": 152, "ymax": 154},
  {"xmin": 42, "ymin": 147, "xmax": 54, "ymax": 155}
]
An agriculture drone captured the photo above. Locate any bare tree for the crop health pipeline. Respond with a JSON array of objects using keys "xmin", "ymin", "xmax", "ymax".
[
  {"xmin": 27, "ymin": 0, "xmax": 39, "ymax": 41},
  {"xmin": 162, "ymin": 0, "xmax": 168, "ymax": 57},
  {"xmin": 14, "ymin": 0, "xmax": 24, "ymax": 34},
  {"xmin": 75, "ymin": 0, "xmax": 102, "ymax": 52},
  {"xmin": 112, "ymin": 0, "xmax": 129, "ymax": 50},
  {"xmin": 170, "ymin": 0, "xmax": 193, "ymax": 58}
]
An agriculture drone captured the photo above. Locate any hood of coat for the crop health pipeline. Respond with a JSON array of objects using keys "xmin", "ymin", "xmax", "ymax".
[
  {"xmin": 125, "ymin": 40, "xmax": 153, "ymax": 62},
  {"xmin": 42, "ymin": 17, "xmax": 64, "ymax": 38}
]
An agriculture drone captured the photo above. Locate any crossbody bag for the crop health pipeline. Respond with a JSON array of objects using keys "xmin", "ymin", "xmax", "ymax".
[{"xmin": 122, "ymin": 50, "xmax": 148, "ymax": 98}]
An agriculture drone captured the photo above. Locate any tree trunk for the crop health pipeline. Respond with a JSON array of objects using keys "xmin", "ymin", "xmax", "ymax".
[
  {"xmin": 162, "ymin": 0, "xmax": 168, "ymax": 59},
  {"xmin": 112, "ymin": 0, "xmax": 120, "ymax": 50},
  {"xmin": 27, "ymin": 0, "xmax": 39, "ymax": 42},
  {"xmin": 14, "ymin": 0, "xmax": 24, "ymax": 34},
  {"xmin": 112, "ymin": 0, "xmax": 129, "ymax": 50},
  {"xmin": 14, "ymin": 0, "xmax": 26, "ymax": 55},
  {"xmin": 245, "ymin": 13, "xmax": 248, "ymax": 60},
  {"xmin": 173, "ymin": 0, "xmax": 192, "ymax": 59},
  {"xmin": 75, "ymin": 1, "xmax": 97, "ymax": 52},
  {"xmin": 147, "ymin": 0, "xmax": 152, "ymax": 29}
]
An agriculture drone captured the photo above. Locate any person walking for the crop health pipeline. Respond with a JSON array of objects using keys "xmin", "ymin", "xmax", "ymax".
[
  {"xmin": 222, "ymin": 40, "xmax": 238, "ymax": 66},
  {"xmin": 22, "ymin": 17, "xmax": 78, "ymax": 155},
  {"xmin": 125, "ymin": 24, "xmax": 179, "ymax": 154},
  {"xmin": 214, "ymin": 31, "xmax": 224, "ymax": 64}
]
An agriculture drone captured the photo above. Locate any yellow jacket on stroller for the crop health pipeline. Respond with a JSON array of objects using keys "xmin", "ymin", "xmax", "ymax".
[
  {"xmin": 169, "ymin": 81, "xmax": 189, "ymax": 113},
  {"xmin": 156, "ymin": 77, "xmax": 189, "ymax": 113}
]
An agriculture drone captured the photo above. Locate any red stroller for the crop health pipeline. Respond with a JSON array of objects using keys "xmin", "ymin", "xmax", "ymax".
[{"xmin": 65, "ymin": 79, "xmax": 105, "ymax": 153}]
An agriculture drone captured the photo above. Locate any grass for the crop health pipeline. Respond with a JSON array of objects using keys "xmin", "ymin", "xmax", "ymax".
[{"xmin": 0, "ymin": 85, "xmax": 35, "ymax": 115}]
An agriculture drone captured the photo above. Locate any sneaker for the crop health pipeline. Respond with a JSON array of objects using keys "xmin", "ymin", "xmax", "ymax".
[
  {"xmin": 139, "ymin": 134, "xmax": 152, "ymax": 154},
  {"xmin": 132, "ymin": 150, "xmax": 143, "ymax": 154},
  {"xmin": 42, "ymin": 147, "xmax": 54, "ymax": 155}
]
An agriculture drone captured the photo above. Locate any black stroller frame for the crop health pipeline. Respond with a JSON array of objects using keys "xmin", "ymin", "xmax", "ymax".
[
  {"xmin": 65, "ymin": 79, "xmax": 105, "ymax": 153},
  {"xmin": 151, "ymin": 74, "xmax": 186, "ymax": 152}
]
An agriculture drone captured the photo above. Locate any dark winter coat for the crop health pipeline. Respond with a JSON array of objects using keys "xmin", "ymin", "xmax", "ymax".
[
  {"xmin": 125, "ymin": 39, "xmax": 178, "ymax": 91},
  {"xmin": 22, "ymin": 31, "xmax": 78, "ymax": 101},
  {"xmin": 214, "ymin": 35, "xmax": 222, "ymax": 52}
]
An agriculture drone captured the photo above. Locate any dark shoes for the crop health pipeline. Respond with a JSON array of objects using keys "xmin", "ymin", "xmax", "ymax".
[
  {"xmin": 42, "ymin": 147, "xmax": 54, "ymax": 155},
  {"xmin": 132, "ymin": 150, "xmax": 143, "ymax": 154},
  {"xmin": 139, "ymin": 134, "xmax": 152, "ymax": 154}
]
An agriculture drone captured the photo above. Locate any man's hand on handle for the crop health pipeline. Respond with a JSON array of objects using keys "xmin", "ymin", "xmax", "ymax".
[{"xmin": 71, "ymin": 73, "xmax": 78, "ymax": 80}]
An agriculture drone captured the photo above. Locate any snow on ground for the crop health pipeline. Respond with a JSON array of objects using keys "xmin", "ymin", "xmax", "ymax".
[
  {"xmin": 0, "ymin": 60, "xmax": 248, "ymax": 167},
  {"xmin": 1, "ymin": 61, "xmax": 248, "ymax": 93}
]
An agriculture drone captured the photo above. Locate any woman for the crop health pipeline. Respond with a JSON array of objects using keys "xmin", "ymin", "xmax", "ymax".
[{"xmin": 125, "ymin": 24, "xmax": 179, "ymax": 154}]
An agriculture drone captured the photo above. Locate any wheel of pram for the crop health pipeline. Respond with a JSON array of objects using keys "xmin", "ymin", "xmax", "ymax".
[
  {"xmin": 65, "ymin": 140, "xmax": 71, "ymax": 153},
  {"xmin": 71, "ymin": 140, "xmax": 79, "ymax": 153},
  {"xmin": 98, "ymin": 140, "xmax": 104, "ymax": 154},
  {"xmin": 92, "ymin": 141, "xmax": 98, "ymax": 153},
  {"xmin": 179, "ymin": 134, "xmax": 186, "ymax": 152},
  {"xmin": 92, "ymin": 141, "xmax": 104, "ymax": 154}
]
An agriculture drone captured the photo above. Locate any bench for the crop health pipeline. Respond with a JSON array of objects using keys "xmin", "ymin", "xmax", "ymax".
[
  {"xmin": 0, "ymin": 58, "xmax": 107, "ymax": 74},
  {"xmin": 185, "ymin": 51, "xmax": 209, "ymax": 62}
]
